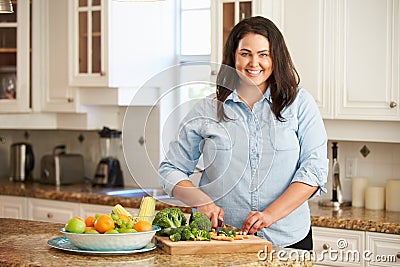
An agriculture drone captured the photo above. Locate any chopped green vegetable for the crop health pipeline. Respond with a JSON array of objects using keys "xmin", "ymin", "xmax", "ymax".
[
  {"xmin": 169, "ymin": 232, "xmax": 181, "ymax": 242},
  {"xmin": 153, "ymin": 207, "xmax": 187, "ymax": 229},
  {"xmin": 189, "ymin": 212, "xmax": 212, "ymax": 232}
]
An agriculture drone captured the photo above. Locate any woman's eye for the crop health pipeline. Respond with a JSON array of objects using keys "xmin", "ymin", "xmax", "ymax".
[
  {"xmin": 240, "ymin": 52, "xmax": 249, "ymax": 57},
  {"xmin": 260, "ymin": 53, "xmax": 269, "ymax": 57}
]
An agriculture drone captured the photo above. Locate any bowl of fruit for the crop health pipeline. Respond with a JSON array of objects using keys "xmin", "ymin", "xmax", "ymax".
[{"xmin": 61, "ymin": 198, "xmax": 159, "ymax": 251}]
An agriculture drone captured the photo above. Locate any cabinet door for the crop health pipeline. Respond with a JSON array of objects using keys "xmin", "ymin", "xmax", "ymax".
[
  {"xmin": 312, "ymin": 226, "xmax": 366, "ymax": 267},
  {"xmin": 68, "ymin": 0, "xmax": 107, "ymax": 87},
  {"xmin": 335, "ymin": 0, "xmax": 400, "ymax": 120},
  {"xmin": 28, "ymin": 198, "xmax": 80, "ymax": 223},
  {"xmin": 38, "ymin": 0, "xmax": 77, "ymax": 112},
  {"xmin": 282, "ymin": 0, "xmax": 333, "ymax": 118},
  {"xmin": 0, "ymin": 0, "xmax": 30, "ymax": 113},
  {"xmin": 0, "ymin": 195, "xmax": 27, "ymax": 219},
  {"xmin": 366, "ymin": 232, "xmax": 400, "ymax": 267},
  {"xmin": 211, "ymin": 0, "xmax": 258, "ymax": 75}
]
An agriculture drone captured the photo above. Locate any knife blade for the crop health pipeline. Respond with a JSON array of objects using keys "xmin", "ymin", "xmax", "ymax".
[{"xmin": 216, "ymin": 223, "xmax": 239, "ymax": 233}]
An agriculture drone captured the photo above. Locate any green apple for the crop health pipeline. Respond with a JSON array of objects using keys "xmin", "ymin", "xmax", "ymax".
[
  {"xmin": 104, "ymin": 229, "xmax": 119, "ymax": 234},
  {"xmin": 65, "ymin": 217, "xmax": 86, "ymax": 233},
  {"xmin": 85, "ymin": 229, "xmax": 100, "ymax": 234}
]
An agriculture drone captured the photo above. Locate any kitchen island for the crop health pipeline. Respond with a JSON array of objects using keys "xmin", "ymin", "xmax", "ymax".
[
  {"xmin": 0, "ymin": 218, "xmax": 312, "ymax": 267},
  {"xmin": 0, "ymin": 181, "xmax": 399, "ymax": 234}
]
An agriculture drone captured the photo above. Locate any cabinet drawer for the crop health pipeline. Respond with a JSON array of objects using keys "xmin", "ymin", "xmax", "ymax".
[
  {"xmin": 80, "ymin": 203, "xmax": 114, "ymax": 218},
  {"xmin": 28, "ymin": 198, "xmax": 80, "ymax": 223},
  {"xmin": 366, "ymin": 232, "xmax": 400, "ymax": 267},
  {"xmin": 0, "ymin": 196, "xmax": 27, "ymax": 219},
  {"xmin": 312, "ymin": 226, "xmax": 365, "ymax": 267}
]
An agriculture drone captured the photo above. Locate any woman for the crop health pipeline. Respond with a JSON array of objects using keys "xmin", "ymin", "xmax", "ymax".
[{"xmin": 159, "ymin": 16, "xmax": 328, "ymax": 250}]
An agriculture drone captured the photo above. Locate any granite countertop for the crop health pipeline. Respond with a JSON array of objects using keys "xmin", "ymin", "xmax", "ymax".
[
  {"xmin": 309, "ymin": 200, "xmax": 400, "ymax": 234},
  {"xmin": 0, "ymin": 218, "xmax": 312, "ymax": 267},
  {"xmin": 0, "ymin": 180, "xmax": 193, "ymax": 213},
  {"xmin": 0, "ymin": 180, "xmax": 399, "ymax": 234}
]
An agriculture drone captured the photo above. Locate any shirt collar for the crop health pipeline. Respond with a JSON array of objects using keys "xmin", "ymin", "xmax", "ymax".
[{"xmin": 225, "ymin": 86, "xmax": 272, "ymax": 104}]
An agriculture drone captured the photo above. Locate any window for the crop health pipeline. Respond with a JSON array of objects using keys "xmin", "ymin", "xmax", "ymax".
[{"xmin": 179, "ymin": 0, "xmax": 211, "ymax": 60}]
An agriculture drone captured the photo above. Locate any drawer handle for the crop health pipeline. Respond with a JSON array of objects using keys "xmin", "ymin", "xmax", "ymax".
[
  {"xmin": 47, "ymin": 213, "xmax": 54, "ymax": 219},
  {"xmin": 397, "ymin": 253, "xmax": 400, "ymax": 260},
  {"xmin": 322, "ymin": 243, "xmax": 330, "ymax": 250},
  {"xmin": 389, "ymin": 101, "xmax": 397, "ymax": 108}
]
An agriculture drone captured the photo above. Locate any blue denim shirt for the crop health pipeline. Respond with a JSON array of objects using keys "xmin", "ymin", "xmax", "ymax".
[{"xmin": 159, "ymin": 87, "xmax": 328, "ymax": 247}]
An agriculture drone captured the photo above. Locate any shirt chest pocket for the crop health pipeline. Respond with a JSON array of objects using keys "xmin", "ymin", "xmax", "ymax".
[
  {"xmin": 201, "ymin": 120, "xmax": 237, "ymax": 151},
  {"xmin": 269, "ymin": 112, "xmax": 299, "ymax": 151}
]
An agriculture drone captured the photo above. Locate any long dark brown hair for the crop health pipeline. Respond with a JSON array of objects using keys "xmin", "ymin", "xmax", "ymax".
[{"xmin": 216, "ymin": 16, "xmax": 300, "ymax": 121}]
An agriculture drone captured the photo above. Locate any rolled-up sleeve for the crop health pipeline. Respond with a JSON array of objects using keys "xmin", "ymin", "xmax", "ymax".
[
  {"xmin": 158, "ymin": 101, "xmax": 205, "ymax": 196},
  {"xmin": 291, "ymin": 89, "xmax": 328, "ymax": 197}
]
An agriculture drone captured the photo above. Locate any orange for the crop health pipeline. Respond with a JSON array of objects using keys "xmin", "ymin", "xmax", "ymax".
[
  {"xmin": 85, "ymin": 216, "xmax": 96, "ymax": 227},
  {"xmin": 94, "ymin": 215, "xmax": 115, "ymax": 233},
  {"xmin": 133, "ymin": 220, "xmax": 152, "ymax": 232}
]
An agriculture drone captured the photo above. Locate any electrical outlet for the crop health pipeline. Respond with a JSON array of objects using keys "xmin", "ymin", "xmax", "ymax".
[{"xmin": 345, "ymin": 157, "xmax": 358, "ymax": 178}]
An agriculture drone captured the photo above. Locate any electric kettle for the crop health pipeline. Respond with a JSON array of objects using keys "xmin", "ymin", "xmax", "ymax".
[{"xmin": 10, "ymin": 142, "xmax": 35, "ymax": 182}]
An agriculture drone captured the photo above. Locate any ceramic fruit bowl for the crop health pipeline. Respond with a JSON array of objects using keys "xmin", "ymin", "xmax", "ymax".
[{"xmin": 60, "ymin": 225, "xmax": 160, "ymax": 251}]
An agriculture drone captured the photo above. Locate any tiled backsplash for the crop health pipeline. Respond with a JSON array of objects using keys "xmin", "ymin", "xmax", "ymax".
[
  {"xmin": 1, "ymin": 127, "xmax": 399, "ymax": 200},
  {"xmin": 323, "ymin": 140, "xmax": 400, "ymax": 202}
]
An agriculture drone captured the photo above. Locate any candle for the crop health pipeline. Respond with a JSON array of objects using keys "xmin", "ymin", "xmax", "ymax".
[
  {"xmin": 386, "ymin": 179, "xmax": 400, "ymax": 212},
  {"xmin": 352, "ymin": 177, "xmax": 368, "ymax": 207},
  {"xmin": 365, "ymin": 186, "xmax": 385, "ymax": 210}
]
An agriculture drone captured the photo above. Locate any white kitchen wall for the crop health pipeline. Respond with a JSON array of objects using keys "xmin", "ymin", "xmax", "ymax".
[
  {"xmin": 321, "ymin": 140, "xmax": 400, "ymax": 203},
  {"xmin": 0, "ymin": 106, "xmax": 160, "ymax": 188}
]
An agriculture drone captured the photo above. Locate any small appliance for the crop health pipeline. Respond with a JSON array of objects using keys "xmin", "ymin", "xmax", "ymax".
[
  {"xmin": 10, "ymin": 142, "xmax": 35, "ymax": 182},
  {"xmin": 92, "ymin": 127, "xmax": 124, "ymax": 187},
  {"xmin": 40, "ymin": 145, "xmax": 85, "ymax": 185}
]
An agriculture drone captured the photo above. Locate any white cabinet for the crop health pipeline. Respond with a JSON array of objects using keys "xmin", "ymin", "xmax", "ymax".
[
  {"xmin": 28, "ymin": 198, "xmax": 80, "ymax": 223},
  {"xmin": 211, "ymin": 0, "xmax": 262, "ymax": 75},
  {"xmin": 38, "ymin": 0, "xmax": 77, "ymax": 113},
  {"xmin": 313, "ymin": 226, "xmax": 366, "ymax": 267},
  {"xmin": 68, "ymin": 0, "xmax": 173, "ymax": 88},
  {"xmin": 281, "ymin": 0, "xmax": 334, "ymax": 118},
  {"xmin": 335, "ymin": 0, "xmax": 399, "ymax": 120},
  {"xmin": 279, "ymin": 0, "xmax": 400, "ymax": 121},
  {"xmin": 0, "ymin": 0, "xmax": 31, "ymax": 113},
  {"xmin": 0, "ymin": 195, "xmax": 27, "ymax": 219},
  {"xmin": 366, "ymin": 232, "xmax": 400, "ymax": 267}
]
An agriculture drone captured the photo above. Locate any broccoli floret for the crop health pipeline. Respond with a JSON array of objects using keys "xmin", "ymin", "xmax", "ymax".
[
  {"xmin": 153, "ymin": 207, "xmax": 187, "ymax": 229},
  {"xmin": 195, "ymin": 229, "xmax": 211, "ymax": 241},
  {"xmin": 189, "ymin": 212, "xmax": 211, "ymax": 232},
  {"xmin": 169, "ymin": 232, "xmax": 181, "ymax": 242},
  {"xmin": 181, "ymin": 227, "xmax": 195, "ymax": 241},
  {"xmin": 156, "ymin": 227, "xmax": 174, "ymax": 236}
]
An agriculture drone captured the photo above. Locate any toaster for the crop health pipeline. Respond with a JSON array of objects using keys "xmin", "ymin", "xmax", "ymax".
[{"xmin": 40, "ymin": 145, "xmax": 85, "ymax": 185}]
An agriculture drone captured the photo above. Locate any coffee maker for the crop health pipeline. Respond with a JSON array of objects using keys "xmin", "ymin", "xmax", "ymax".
[{"xmin": 92, "ymin": 127, "xmax": 124, "ymax": 187}]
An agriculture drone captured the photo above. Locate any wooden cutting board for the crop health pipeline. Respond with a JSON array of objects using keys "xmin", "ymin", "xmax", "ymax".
[{"xmin": 153, "ymin": 235, "xmax": 272, "ymax": 255}]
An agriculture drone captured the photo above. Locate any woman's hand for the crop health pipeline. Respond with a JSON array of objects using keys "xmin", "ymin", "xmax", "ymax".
[
  {"xmin": 241, "ymin": 183, "xmax": 318, "ymax": 235},
  {"xmin": 197, "ymin": 203, "xmax": 224, "ymax": 229},
  {"xmin": 240, "ymin": 210, "xmax": 274, "ymax": 235}
]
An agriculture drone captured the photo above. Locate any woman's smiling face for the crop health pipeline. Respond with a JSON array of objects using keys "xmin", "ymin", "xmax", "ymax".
[{"xmin": 235, "ymin": 33, "xmax": 273, "ymax": 92}]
